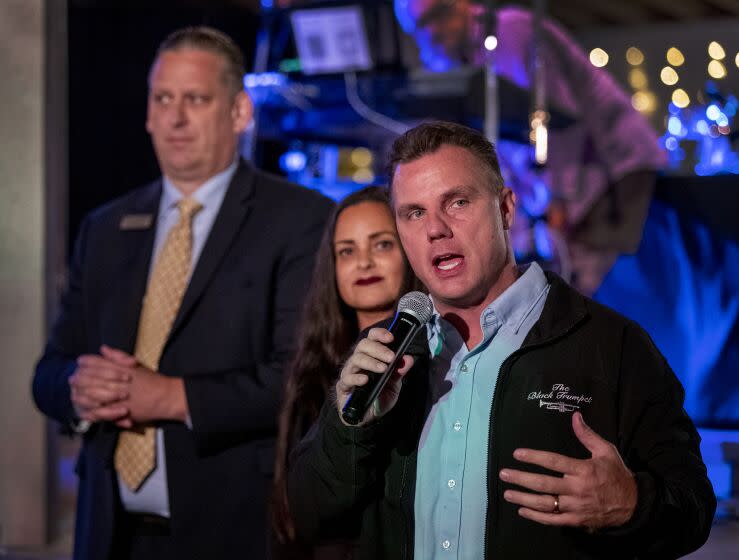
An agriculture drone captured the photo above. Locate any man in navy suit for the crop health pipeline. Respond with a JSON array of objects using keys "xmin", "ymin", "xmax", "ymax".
[{"xmin": 33, "ymin": 26, "xmax": 333, "ymax": 560}]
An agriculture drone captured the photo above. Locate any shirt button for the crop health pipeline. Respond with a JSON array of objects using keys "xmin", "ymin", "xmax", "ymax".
[
  {"xmin": 453, "ymin": 421, "xmax": 462, "ymax": 431},
  {"xmin": 447, "ymin": 479, "xmax": 456, "ymax": 489},
  {"xmin": 441, "ymin": 539, "xmax": 451, "ymax": 550},
  {"xmin": 460, "ymin": 364, "xmax": 468, "ymax": 373}
]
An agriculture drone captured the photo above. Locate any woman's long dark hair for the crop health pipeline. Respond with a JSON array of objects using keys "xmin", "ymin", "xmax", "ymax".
[{"xmin": 272, "ymin": 186, "xmax": 420, "ymax": 543}]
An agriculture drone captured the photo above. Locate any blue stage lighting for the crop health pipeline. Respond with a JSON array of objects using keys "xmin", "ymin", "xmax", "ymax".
[{"xmin": 279, "ymin": 150, "xmax": 307, "ymax": 173}]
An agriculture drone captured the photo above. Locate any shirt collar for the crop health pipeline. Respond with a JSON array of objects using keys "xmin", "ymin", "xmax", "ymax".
[
  {"xmin": 426, "ymin": 262, "xmax": 549, "ymax": 353},
  {"xmin": 481, "ymin": 262, "xmax": 549, "ymax": 334},
  {"xmin": 160, "ymin": 158, "xmax": 239, "ymax": 212}
]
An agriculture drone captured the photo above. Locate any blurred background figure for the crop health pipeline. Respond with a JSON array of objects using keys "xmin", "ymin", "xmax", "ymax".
[
  {"xmin": 272, "ymin": 186, "xmax": 421, "ymax": 560},
  {"xmin": 395, "ymin": 0, "xmax": 667, "ymax": 295}
]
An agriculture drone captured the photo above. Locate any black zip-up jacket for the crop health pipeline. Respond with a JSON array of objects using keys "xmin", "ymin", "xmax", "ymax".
[{"xmin": 288, "ymin": 273, "xmax": 715, "ymax": 559}]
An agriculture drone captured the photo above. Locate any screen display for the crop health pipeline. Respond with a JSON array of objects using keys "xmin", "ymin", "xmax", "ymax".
[{"xmin": 291, "ymin": 6, "xmax": 373, "ymax": 75}]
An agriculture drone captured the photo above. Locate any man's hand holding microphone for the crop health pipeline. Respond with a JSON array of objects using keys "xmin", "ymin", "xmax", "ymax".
[{"xmin": 337, "ymin": 292, "xmax": 432, "ymax": 426}]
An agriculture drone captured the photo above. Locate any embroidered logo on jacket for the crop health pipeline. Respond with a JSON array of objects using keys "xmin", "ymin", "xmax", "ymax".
[{"xmin": 527, "ymin": 384, "xmax": 593, "ymax": 413}]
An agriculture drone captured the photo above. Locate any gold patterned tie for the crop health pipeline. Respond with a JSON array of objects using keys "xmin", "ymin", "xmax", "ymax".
[{"xmin": 114, "ymin": 197, "xmax": 203, "ymax": 491}]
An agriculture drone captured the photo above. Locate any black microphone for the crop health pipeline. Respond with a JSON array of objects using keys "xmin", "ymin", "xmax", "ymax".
[{"xmin": 341, "ymin": 291, "xmax": 433, "ymax": 426}]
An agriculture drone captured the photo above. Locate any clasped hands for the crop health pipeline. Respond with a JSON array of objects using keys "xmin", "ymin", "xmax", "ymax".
[
  {"xmin": 499, "ymin": 411, "xmax": 638, "ymax": 530},
  {"xmin": 69, "ymin": 345, "xmax": 187, "ymax": 428}
]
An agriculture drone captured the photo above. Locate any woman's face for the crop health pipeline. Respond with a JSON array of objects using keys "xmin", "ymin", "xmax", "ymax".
[{"xmin": 334, "ymin": 201, "xmax": 407, "ymax": 325}]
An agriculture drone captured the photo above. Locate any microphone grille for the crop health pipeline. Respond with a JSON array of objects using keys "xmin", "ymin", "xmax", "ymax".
[{"xmin": 398, "ymin": 291, "xmax": 433, "ymax": 324}]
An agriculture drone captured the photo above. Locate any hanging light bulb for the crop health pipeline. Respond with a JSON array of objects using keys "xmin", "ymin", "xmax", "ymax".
[
  {"xmin": 629, "ymin": 68, "xmax": 648, "ymax": 89},
  {"xmin": 530, "ymin": 110, "xmax": 549, "ymax": 165},
  {"xmin": 589, "ymin": 48, "xmax": 609, "ymax": 67},
  {"xmin": 660, "ymin": 67, "xmax": 679, "ymax": 85},
  {"xmin": 666, "ymin": 47, "xmax": 685, "ymax": 66},
  {"xmin": 534, "ymin": 124, "xmax": 548, "ymax": 165},
  {"xmin": 631, "ymin": 91, "xmax": 657, "ymax": 113},
  {"xmin": 672, "ymin": 89, "xmax": 690, "ymax": 109},
  {"xmin": 708, "ymin": 41, "xmax": 726, "ymax": 60},
  {"xmin": 708, "ymin": 60, "xmax": 727, "ymax": 79},
  {"xmin": 626, "ymin": 47, "xmax": 644, "ymax": 66}
]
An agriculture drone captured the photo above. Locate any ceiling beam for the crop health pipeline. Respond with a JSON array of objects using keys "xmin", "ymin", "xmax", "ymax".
[
  {"xmin": 545, "ymin": 3, "xmax": 601, "ymax": 29},
  {"xmin": 565, "ymin": 0, "xmax": 652, "ymax": 24},
  {"xmin": 637, "ymin": 0, "xmax": 707, "ymax": 19},
  {"xmin": 512, "ymin": 0, "xmax": 601, "ymax": 29},
  {"xmin": 701, "ymin": 0, "xmax": 739, "ymax": 16}
]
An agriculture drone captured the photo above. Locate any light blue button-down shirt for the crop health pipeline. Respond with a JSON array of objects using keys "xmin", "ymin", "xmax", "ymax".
[
  {"xmin": 118, "ymin": 160, "xmax": 237, "ymax": 516},
  {"xmin": 414, "ymin": 262, "xmax": 550, "ymax": 559}
]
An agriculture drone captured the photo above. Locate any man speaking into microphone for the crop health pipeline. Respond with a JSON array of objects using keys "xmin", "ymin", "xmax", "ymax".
[{"xmin": 287, "ymin": 122, "xmax": 715, "ymax": 559}]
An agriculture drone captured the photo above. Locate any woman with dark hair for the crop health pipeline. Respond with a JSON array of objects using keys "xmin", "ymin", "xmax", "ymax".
[{"xmin": 272, "ymin": 186, "xmax": 420, "ymax": 559}]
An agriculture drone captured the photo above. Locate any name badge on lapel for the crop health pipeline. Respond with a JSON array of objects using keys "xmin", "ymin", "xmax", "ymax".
[{"xmin": 119, "ymin": 214, "xmax": 153, "ymax": 230}]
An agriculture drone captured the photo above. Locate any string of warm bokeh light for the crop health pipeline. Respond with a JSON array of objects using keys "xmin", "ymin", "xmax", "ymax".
[{"xmin": 588, "ymin": 39, "xmax": 736, "ymax": 116}]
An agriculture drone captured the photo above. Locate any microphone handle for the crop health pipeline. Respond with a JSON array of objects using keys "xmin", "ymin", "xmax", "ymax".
[{"xmin": 341, "ymin": 313, "xmax": 421, "ymax": 426}]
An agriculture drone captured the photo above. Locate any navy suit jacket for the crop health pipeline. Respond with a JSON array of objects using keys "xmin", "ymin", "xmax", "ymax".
[{"xmin": 33, "ymin": 160, "xmax": 334, "ymax": 560}]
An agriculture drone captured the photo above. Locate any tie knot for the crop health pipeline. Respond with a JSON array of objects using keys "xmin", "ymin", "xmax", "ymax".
[{"xmin": 177, "ymin": 197, "xmax": 203, "ymax": 221}]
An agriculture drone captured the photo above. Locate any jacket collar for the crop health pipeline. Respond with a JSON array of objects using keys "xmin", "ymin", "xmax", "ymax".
[
  {"xmin": 522, "ymin": 271, "xmax": 589, "ymax": 347},
  {"xmin": 108, "ymin": 182, "xmax": 162, "ymax": 353},
  {"xmin": 167, "ymin": 159, "xmax": 256, "ymax": 339}
]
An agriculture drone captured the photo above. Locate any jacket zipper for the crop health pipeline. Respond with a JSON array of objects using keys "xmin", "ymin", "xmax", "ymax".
[
  {"xmin": 400, "ymin": 453, "xmax": 410, "ymax": 560},
  {"xmin": 483, "ymin": 319, "xmax": 585, "ymax": 560}
]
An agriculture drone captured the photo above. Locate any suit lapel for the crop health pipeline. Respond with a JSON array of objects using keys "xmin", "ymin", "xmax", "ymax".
[
  {"xmin": 105, "ymin": 182, "xmax": 162, "ymax": 353},
  {"xmin": 168, "ymin": 161, "xmax": 256, "ymax": 340}
]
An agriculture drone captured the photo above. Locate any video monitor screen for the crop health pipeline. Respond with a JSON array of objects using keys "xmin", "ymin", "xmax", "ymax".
[{"xmin": 290, "ymin": 5, "xmax": 373, "ymax": 75}]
